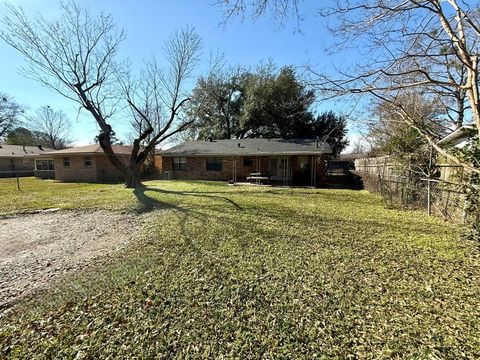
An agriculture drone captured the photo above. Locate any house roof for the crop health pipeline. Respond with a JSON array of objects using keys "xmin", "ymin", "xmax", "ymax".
[
  {"xmin": 160, "ymin": 138, "xmax": 332, "ymax": 157},
  {"xmin": 36, "ymin": 144, "xmax": 134, "ymax": 157},
  {"xmin": 0, "ymin": 144, "xmax": 55, "ymax": 158},
  {"xmin": 437, "ymin": 125, "xmax": 477, "ymax": 146}
]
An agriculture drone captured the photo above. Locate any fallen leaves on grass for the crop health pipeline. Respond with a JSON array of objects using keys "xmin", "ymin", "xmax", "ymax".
[{"xmin": 1, "ymin": 181, "xmax": 480, "ymax": 358}]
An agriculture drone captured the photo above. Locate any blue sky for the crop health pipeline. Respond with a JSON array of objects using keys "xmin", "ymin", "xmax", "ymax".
[{"xmin": 0, "ymin": 0, "xmax": 363, "ymax": 149}]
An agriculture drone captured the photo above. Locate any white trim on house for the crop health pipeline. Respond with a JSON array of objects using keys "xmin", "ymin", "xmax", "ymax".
[
  {"xmin": 437, "ymin": 125, "xmax": 476, "ymax": 146},
  {"xmin": 34, "ymin": 158, "xmax": 55, "ymax": 171}
]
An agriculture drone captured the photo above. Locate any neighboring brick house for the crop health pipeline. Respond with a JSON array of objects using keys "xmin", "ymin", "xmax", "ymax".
[
  {"xmin": 158, "ymin": 138, "xmax": 332, "ymax": 186},
  {"xmin": 0, "ymin": 144, "xmax": 54, "ymax": 178},
  {"xmin": 34, "ymin": 144, "xmax": 136, "ymax": 182}
]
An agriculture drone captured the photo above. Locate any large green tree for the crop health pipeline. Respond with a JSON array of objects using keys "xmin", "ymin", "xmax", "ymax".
[
  {"xmin": 293, "ymin": 111, "xmax": 349, "ymax": 157},
  {"xmin": 4, "ymin": 127, "xmax": 47, "ymax": 146},
  {"xmin": 242, "ymin": 66, "xmax": 314, "ymax": 138},
  {"xmin": 187, "ymin": 65, "xmax": 246, "ymax": 139},
  {"xmin": 188, "ymin": 65, "xmax": 316, "ymax": 139}
]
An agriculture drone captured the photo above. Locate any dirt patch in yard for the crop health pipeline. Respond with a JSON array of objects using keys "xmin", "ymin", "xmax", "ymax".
[{"xmin": 0, "ymin": 210, "xmax": 141, "ymax": 311}]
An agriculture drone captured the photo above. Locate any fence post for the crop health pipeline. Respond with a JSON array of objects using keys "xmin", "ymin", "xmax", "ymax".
[
  {"xmin": 427, "ymin": 145, "xmax": 433, "ymax": 216},
  {"xmin": 427, "ymin": 179, "xmax": 431, "ymax": 216}
]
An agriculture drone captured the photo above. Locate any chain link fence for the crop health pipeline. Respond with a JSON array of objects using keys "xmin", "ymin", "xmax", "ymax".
[
  {"xmin": 354, "ymin": 156, "xmax": 467, "ymax": 223},
  {"xmin": 357, "ymin": 171, "xmax": 466, "ymax": 223}
]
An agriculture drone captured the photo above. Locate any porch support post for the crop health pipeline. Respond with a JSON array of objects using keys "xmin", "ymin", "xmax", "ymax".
[
  {"xmin": 284, "ymin": 156, "xmax": 288, "ymax": 186},
  {"xmin": 256, "ymin": 156, "xmax": 260, "ymax": 185},
  {"xmin": 311, "ymin": 155, "xmax": 317, "ymax": 187},
  {"xmin": 232, "ymin": 157, "xmax": 237, "ymax": 184},
  {"xmin": 311, "ymin": 155, "xmax": 314, "ymax": 187},
  {"xmin": 285, "ymin": 155, "xmax": 290, "ymax": 186},
  {"xmin": 287, "ymin": 156, "xmax": 289, "ymax": 186}
]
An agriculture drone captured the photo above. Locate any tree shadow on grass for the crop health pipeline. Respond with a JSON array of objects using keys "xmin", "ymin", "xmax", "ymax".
[
  {"xmin": 142, "ymin": 187, "xmax": 243, "ymax": 211},
  {"xmin": 133, "ymin": 188, "xmax": 180, "ymax": 214}
]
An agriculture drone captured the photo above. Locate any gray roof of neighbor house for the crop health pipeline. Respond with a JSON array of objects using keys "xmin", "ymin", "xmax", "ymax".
[
  {"xmin": 160, "ymin": 138, "xmax": 332, "ymax": 157},
  {"xmin": 36, "ymin": 144, "xmax": 134, "ymax": 157},
  {"xmin": 0, "ymin": 144, "xmax": 54, "ymax": 158},
  {"xmin": 437, "ymin": 124, "xmax": 477, "ymax": 145}
]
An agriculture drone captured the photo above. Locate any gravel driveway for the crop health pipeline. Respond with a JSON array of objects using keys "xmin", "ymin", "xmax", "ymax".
[{"xmin": 0, "ymin": 210, "xmax": 141, "ymax": 311}]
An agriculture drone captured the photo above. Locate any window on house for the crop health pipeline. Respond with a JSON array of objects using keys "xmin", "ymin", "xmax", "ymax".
[
  {"xmin": 40, "ymin": 160, "xmax": 49, "ymax": 170},
  {"xmin": 206, "ymin": 157, "xmax": 222, "ymax": 171},
  {"xmin": 63, "ymin": 157, "xmax": 71, "ymax": 168},
  {"xmin": 23, "ymin": 159, "xmax": 31, "ymax": 167},
  {"xmin": 48, "ymin": 160, "xmax": 54, "ymax": 170},
  {"xmin": 84, "ymin": 157, "xmax": 93, "ymax": 168},
  {"xmin": 35, "ymin": 160, "xmax": 48, "ymax": 170},
  {"xmin": 243, "ymin": 157, "xmax": 253, "ymax": 167},
  {"xmin": 173, "ymin": 157, "xmax": 187, "ymax": 170}
]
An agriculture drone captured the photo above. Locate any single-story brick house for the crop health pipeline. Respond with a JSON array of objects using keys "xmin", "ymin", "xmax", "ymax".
[
  {"xmin": 158, "ymin": 138, "xmax": 332, "ymax": 186},
  {"xmin": 0, "ymin": 144, "xmax": 54, "ymax": 178},
  {"xmin": 33, "ymin": 144, "xmax": 136, "ymax": 182}
]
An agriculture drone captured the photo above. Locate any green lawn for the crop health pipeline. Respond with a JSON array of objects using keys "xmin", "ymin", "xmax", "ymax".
[
  {"xmin": 0, "ymin": 177, "xmax": 138, "ymax": 215},
  {"xmin": 1, "ymin": 178, "xmax": 480, "ymax": 358}
]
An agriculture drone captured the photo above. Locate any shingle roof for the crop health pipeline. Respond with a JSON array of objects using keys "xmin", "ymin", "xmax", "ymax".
[
  {"xmin": 160, "ymin": 138, "xmax": 331, "ymax": 156},
  {"xmin": 0, "ymin": 144, "xmax": 55, "ymax": 158},
  {"xmin": 37, "ymin": 144, "xmax": 134, "ymax": 156}
]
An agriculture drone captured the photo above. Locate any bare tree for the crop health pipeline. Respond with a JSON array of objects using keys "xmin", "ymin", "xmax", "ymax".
[
  {"xmin": 120, "ymin": 28, "xmax": 202, "ymax": 186},
  {"xmin": 28, "ymin": 105, "xmax": 71, "ymax": 149},
  {"xmin": 0, "ymin": 93, "xmax": 23, "ymax": 139},
  {"xmin": 368, "ymin": 93, "xmax": 445, "ymax": 152},
  {"xmin": 1, "ymin": 1, "xmax": 201, "ymax": 187},
  {"xmin": 311, "ymin": 1, "xmax": 480, "ymax": 174},
  {"xmin": 216, "ymin": 0, "xmax": 303, "ymax": 30},
  {"xmin": 216, "ymin": 0, "xmax": 480, "ymax": 175}
]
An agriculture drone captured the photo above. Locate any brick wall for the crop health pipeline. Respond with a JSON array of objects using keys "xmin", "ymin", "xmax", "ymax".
[
  {"xmin": 154, "ymin": 155, "xmax": 163, "ymax": 173},
  {"xmin": 161, "ymin": 155, "xmax": 327, "ymax": 184},
  {"xmin": 54, "ymin": 155, "xmax": 98, "ymax": 182},
  {"xmin": 53, "ymin": 154, "xmax": 129, "ymax": 183},
  {"xmin": 95, "ymin": 155, "xmax": 130, "ymax": 182},
  {"xmin": 162, "ymin": 156, "xmax": 274, "ymax": 181},
  {"xmin": 162, "ymin": 156, "xmax": 246, "ymax": 181}
]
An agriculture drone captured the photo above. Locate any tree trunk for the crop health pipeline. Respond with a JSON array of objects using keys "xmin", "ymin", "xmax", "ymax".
[{"xmin": 125, "ymin": 166, "xmax": 144, "ymax": 189}]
